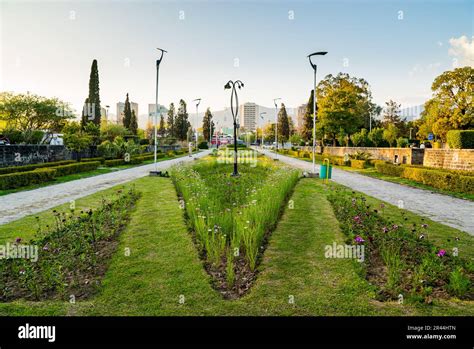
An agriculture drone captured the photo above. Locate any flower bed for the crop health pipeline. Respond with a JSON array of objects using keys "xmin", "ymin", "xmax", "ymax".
[
  {"xmin": 170, "ymin": 157, "xmax": 299, "ymax": 298},
  {"xmin": 0, "ymin": 187, "xmax": 141, "ymax": 301},
  {"xmin": 327, "ymin": 186, "xmax": 473, "ymax": 303}
]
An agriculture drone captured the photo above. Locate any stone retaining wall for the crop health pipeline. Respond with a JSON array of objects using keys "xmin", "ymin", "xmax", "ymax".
[
  {"xmin": 423, "ymin": 149, "xmax": 474, "ymax": 171},
  {"xmin": 320, "ymin": 146, "xmax": 424, "ymax": 165}
]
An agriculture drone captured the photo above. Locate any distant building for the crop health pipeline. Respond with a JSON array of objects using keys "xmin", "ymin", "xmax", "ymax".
[
  {"xmin": 116, "ymin": 101, "xmax": 138, "ymax": 125},
  {"xmin": 296, "ymin": 103, "xmax": 307, "ymax": 131},
  {"xmin": 239, "ymin": 102, "xmax": 258, "ymax": 131},
  {"xmin": 148, "ymin": 104, "xmax": 168, "ymax": 124}
]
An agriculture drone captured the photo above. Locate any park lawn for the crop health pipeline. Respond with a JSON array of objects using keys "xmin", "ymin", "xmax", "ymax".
[
  {"xmin": 0, "ymin": 152, "xmax": 191, "ymax": 197},
  {"xmin": 0, "ymin": 177, "xmax": 472, "ymax": 316},
  {"xmin": 277, "ymin": 151, "xmax": 474, "ymax": 202}
]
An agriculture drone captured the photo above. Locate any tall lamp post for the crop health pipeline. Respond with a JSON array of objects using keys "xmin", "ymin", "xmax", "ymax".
[
  {"xmin": 224, "ymin": 80, "xmax": 244, "ymax": 176},
  {"xmin": 273, "ymin": 98, "xmax": 281, "ymax": 160},
  {"xmin": 193, "ymin": 98, "xmax": 201, "ymax": 151},
  {"xmin": 259, "ymin": 112, "xmax": 266, "ymax": 148},
  {"xmin": 307, "ymin": 51, "xmax": 327, "ymax": 174},
  {"xmin": 151, "ymin": 47, "xmax": 167, "ymax": 176}
]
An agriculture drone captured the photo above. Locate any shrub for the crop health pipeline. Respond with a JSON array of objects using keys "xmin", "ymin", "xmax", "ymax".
[
  {"xmin": 396, "ymin": 137, "xmax": 409, "ymax": 148},
  {"xmin": 350, "ymin": 151, "xmax": 371, "ymax": 161},
  {"xmin": 447, "ymin": 130, "xmax": 474, "ymax": 149},
  {"xmin": 375, "ymin": 162, "xmax": 404, "ymax": 177},
  {"xmin": 104, "ymin": 159, "xmax": 125, "ymax": 167},
  {"xmin": 52, "ymin": 161, "xmax": 100, "ymax": 177},
  {"xmin": 0, "ymin": 160, "xmax": 76, "ymax": 175},
  {"xmin": 0, "ymin": 168, "xmax": 56, "ymax": 190},
  {"xmin": 80, "ymin": 157, "xmax": 105, "ymax": 164},
  {"xmin": 351, "ymin": 159, "xmax": 367, "ymax": 169},
  {"xmin": 198, "ymin": 141, "xmax": 209, "ymax": 149}
]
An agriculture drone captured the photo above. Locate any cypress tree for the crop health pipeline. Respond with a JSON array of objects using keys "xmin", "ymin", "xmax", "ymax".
[
  {"xmin": 202, "ymin": 108, "xmax": 214, "ymax": 142},
  {"xmin": 175, "ymin": 99, "xmax": 191, "ymax": 141},
  {"xmin": 159, "ymin": 114, "xmax": 166, "ymax": 136},
  {"xmin": 123, "ymin": 93, "xmax": 132, "ymax": 129},
  {"xmin": 302, "ymin": 90, "xmax": 316, "ymax": 142},
  {"xmin": 277, "ymin": 103, "xmax": 290, "ymax": 146},
  {"xmin": 87, "ymin": 59, "xmax": 101, "ymax": 126},
  {"xmin": 130, "ymin": 109, "xmax": 138, "ymax": 135},
  {"xmin": 167, "ymin": 103, "xmax": 175, "ymax": 138}
]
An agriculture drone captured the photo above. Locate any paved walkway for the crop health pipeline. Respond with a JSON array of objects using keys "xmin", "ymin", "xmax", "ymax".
[
  {"xmin": 0, "ymin": 151, "xmax": 210, "ymax": 225},
  {"xmin": 258, "ymin": 149, "xmax": 474, "ymax": 235}
]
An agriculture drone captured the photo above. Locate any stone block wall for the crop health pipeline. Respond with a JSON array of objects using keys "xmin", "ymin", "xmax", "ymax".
[{"xmin": 423, "ymin": 149, "xmax": 474, "ymax": 171}]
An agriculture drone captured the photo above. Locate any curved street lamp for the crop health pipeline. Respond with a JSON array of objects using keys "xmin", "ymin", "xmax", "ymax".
[
  {"xmin": 259, "ymin": 112, "xmax": 267, "ymax": 148},
  {"xmin": 224, "ymin": 80, "xmax": 244, "ymax": 176},
  {"xmin": 307, "ymin": 51, "xmax": 327, "ymax": 174},
  {"xmin": 192, "ymin": 98, "xmax": 201, "ymax": 153},
  {"xmin": 151, "ymin": 47, "xmax": 167, "ymax": 175}
]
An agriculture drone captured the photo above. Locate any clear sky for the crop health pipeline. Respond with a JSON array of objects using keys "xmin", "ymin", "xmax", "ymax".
[{"xmin": 1, "ymin": 0, "xmax": 472, "ymax": 122}]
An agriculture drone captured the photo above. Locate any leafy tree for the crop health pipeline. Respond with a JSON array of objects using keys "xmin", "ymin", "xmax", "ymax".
[
  {"xmin": 316, "ymin": 73, "xmax": 376, "ymax": 146},
  {"xmin": 263, "ymin": 123, "xmax": 276, "ymax": 143},
  {"xmin": 129, "ymin": 109, "xmax": 138, "ymax": 135},
  {"xmin": 417, "ymin": 67, "xmax": 473, "ymax": 142},
  {"xmin": 336, "ymin": 127, "xmax": 347, "ymax": 146},
  {"xmin": 175, "ymin": 99, "xmax": 191, "ymax": 141},
  {"xmin": 351, "ymin": 128, "xmax": 369, "ymax": 147},
  {"xmin": 382, "ymin": 100, "xmax": 406, "ymax": 128},
  {"xmin": 202, "ymin": 108, "xmax": 214, "ymax": 142},
  {"xmin": 383, "ymin": 124, "xmax": 399, "ymax": 147},
  {"xmin": 0, "ymin": 92, "xmax": 71, "ymax": 143},
  {"xmin": 100, "ymin": 123, "xmax": 130, "ymax": 142},
  {"xmin": 368, "ymin": 127, "xmax": 384, "ymax": 147},
  {"xmin": 63, "ymin": 122, "xmax": 92, "ymax": 156},
  {"xmin": 122, "ymin": 93, "xmax": 132, "ymax": 129},
  {"xmin": 81, "ymin": 59, "xmax": 101, "ymax": 127},
  {"xmin": 167, "ymin": 103, "xmax": 176, "ymax": 138},
  {"xmin": 289, "ymin": 133, "xmax": 302, "ymax": 145},
  {"xmin": 277, "ymin": 103, "xmax": 290, "ymax": 146},
  {"xmin": 83, "ymin": 121, "xmax": 100, "ymax": 146},
  {"xmin": 159, "ymin": 114, "xmax": 166, "ymax": 137}
]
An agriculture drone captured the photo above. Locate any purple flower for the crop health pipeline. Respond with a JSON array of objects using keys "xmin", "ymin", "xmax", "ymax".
[
  {"xmin": 353, "ymin": 216, "xmax": 362, "ymax": 224},
  {"xmin": 437, "ymin": 249, "xmax": 446, "ymax": 257},
  {"xmin": 421, "ymin": 223, "xmax": 428, "ymax": 229},
  {"xmin": 354, "ymin": 235, "xmax": 365, "ymax": 244},
  {"xmin": 392, "ymin": 224, "xmax": 399, "ymax": 230},
  {"xmin": 15, "ymin": 237, "xmax": 22, "ymax": 244},
  {"xmin": 382, "ymin": 226, "xmax": 389, "ymax": 233}
]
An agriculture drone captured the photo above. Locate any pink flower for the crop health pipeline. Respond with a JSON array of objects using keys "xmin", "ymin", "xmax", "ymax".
[
  {"xmin": 382, "ymin": 226, "xmax": 389, "ymax": 233},
  {"xmin": 353, "ymin": 216, "xmax": 362, "ymax": 224},
  {"xmin": 437, "ymin": 249, "xmax": 446, "ymax": 257}
]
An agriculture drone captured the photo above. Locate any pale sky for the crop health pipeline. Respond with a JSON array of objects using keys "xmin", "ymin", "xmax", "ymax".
[{"xmin": 1, "ymin": 0, "xmax": 473, "ymax": 123}]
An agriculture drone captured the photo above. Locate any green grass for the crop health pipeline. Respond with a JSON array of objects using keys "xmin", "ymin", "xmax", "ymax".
[
  {"xmin": 0, "ymin": 153, "xmax": 193, "ymax": 197},
  {"xmin": 0, "ymin": 176, "xmax": 472, "ymax": 316}
]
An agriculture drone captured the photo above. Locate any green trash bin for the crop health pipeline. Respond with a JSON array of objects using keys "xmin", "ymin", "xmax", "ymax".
[{"xmin": 319, "ymin": 164, "xmax": 332, "ymax": 179}]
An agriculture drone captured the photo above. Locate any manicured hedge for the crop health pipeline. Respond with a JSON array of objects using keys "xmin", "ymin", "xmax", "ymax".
[
  {"xmin": 447, "ymin": 130, "xmax": 474, "ymax": 149},
  {"xmin": 80, "ymin": 157, "xmax": 105, "ymax": 164},
  {"xmin": 0, "ymin": 168, "xmax": 56, "ymax": 190},
  {"xmin": 350, "ymin": 159, "xmax": 367, "ymax": 169},
  {"xmin": 0, "ymin": 160, "xmax": 75, "ymax": 175},
  {"xmin": 53, "ymin": 161, "xmax": 100, "ymax": 177},
  {"xmin": 375, "ymin": 162, "xmax": 405, "ymax": 177},
  {"xmin": 375, "ymin": 162, "xmax": 474, "ymax": 194}
]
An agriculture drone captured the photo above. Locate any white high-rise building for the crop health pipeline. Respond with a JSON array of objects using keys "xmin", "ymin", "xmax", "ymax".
[
  {"xmin": 296, "ymin": 103, "xmax": 307, "ymax": 131},
  {"xmin": 148, "ymin": 104, "xmax": 168, "ymax": 124},
  {"xmin": 239, "ymin": 102, "xmax": 258, "ymax": 131},
  {"xmin": 116, "ymin": 101, "xmax": 138, "ymax": 125}
]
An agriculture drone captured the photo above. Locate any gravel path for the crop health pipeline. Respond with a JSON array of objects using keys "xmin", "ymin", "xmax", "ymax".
[
  {"xmin": 259, "ymin": 149, "xmax": 474, "ymax": 235},
  {"xmin": 0, "ymin": 151, "xmax": 210, "ymax": 225}
]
